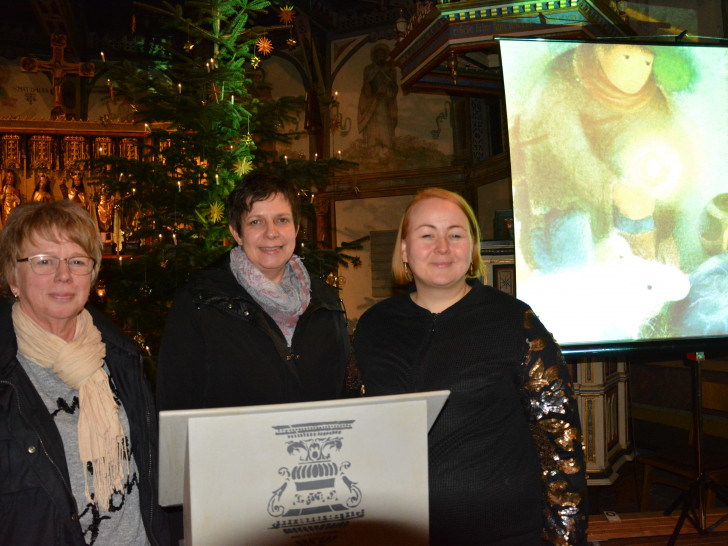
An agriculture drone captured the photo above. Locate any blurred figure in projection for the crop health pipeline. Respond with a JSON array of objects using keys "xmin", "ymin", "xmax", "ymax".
[
  {"xmin": 510, "ymin": 43, "xmax": 695, "ymax": 273},
  {"xmin": 353, "ymin": 189, "xmax": 588, "ymax": 545}
]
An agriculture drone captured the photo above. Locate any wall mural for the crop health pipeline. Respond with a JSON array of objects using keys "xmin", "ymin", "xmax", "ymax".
[
  {"xmin": 336, "ymin": 41, "xmax": 454, "ymax": 173},
  {"xmin": 268, "ymin": 40, "xmax": 455, "ymax": 174}
]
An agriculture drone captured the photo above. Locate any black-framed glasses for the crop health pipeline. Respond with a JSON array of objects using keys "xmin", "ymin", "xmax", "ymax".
[{"xmin": 17, "ymin": 254, "xmax": 96, "ymax": 276}]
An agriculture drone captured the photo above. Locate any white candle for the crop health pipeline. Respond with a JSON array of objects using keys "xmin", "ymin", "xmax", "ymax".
[
  {"xmin": 284, "ymin": 155, "xmax": 288, "ymax": 165},
  {"xmin": 178, "ymin": 83, "xmax": 182, "ymax": 94},
  {"xmin": 101, "ymin": 51, "xmax": 105, "ymax": 63},
  {"xmin": 338, "ymin": 150, "xmax": 342, "ymax": 160}
]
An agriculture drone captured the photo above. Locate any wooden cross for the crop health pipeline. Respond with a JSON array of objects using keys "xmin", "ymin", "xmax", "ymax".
[{"xmin": 20, "ymin": 34, "xmax": 95, "ymax": 119}]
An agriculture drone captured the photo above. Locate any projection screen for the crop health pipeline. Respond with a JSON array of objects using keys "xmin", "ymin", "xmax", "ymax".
[{"xmin": 500, "ymin": 38, "xmax": 728, "ymax": 355}]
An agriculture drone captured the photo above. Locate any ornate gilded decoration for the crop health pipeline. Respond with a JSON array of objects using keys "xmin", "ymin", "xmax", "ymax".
[
  {"xmin": 62, "ymin": 136, "xmax": 89, "ymax": 171},
  {"xmin": 1, "ymin": 134, "xmax": 22, "ymax": 169},
  {"xmin": 29, "ymin": 135, "xmax": 55, "ymax": 170},
  {"xmin": 119, "ymin": 138, "xmax": 139, "ymax": 161},
  {"xmin": 94, "ymin": 137, "xmax": 113, "ymax": 157}
]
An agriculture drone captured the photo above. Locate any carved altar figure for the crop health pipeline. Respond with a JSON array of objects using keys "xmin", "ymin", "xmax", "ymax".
[
  {"xmin": 61, "ymin": 172, "xmax": 90, "ymax": 211},
  {"xmin": 1, "ymin": 169, "xmax": 21, "ymax": 224},
  {"xmin": 96, "ymin": 185, "xmax": 114, "ymax": 232},
  {"xmin": 32, "ymin": 173, "xmax": 54, "ymax": 203}
]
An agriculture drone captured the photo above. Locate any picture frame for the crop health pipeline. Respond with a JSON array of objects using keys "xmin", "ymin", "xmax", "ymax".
[
  {"xmin": 494, "ymin": 209, "xmax": 514, "ymax": 240},
  {"xmin": 492, "ymin": 264, "xmax": 516, "ymax": 296}
]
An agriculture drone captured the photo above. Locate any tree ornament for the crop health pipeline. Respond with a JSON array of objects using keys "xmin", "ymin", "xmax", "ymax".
[
  {"xmin": 256, "ymin": 36, "xmax": 273, "ymax": 56},
  {"xmin": 278, "ymin": 5, "xmax": 295, "ymax": 25},
  {"xmin": 209, "ymin": 201, "xmax": 225, "ymax": 223},
  {"xmin": 251, "ymin": 55, "xmax": 261, "ymax": 69},
  {"xmin": 234, "ymin": 157, "xmax": 254, "ymax": 176}
]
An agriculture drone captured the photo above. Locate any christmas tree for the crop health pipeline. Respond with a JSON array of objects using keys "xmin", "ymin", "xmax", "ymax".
[{"xmin": 89, "ymin": 0, "xmax": 362, "ymax": 371}]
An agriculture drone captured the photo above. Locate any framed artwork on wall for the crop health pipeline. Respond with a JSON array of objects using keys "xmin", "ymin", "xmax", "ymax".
[
  {"xmin": 492, "ymin": 264, "xmax": 516, "ymax": 296},
  {"xmin": 494, "ymin": 209, "xmax": 514, "ymax": 240}
]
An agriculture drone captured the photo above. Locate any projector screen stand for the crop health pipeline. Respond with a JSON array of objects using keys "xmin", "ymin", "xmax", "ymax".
[{"xmin": 665, "ymin": 352, "xmax": 728, "ymax": 545}]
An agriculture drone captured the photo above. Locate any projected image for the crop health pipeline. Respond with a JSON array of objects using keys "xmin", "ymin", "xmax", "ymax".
[{"xmin": 500, "ymin": 40, "xmax": 728, "ymax": 347}]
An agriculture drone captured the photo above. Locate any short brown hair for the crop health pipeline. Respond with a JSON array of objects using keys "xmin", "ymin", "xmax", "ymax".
[
  {"xmin": 391, "ymin": 188, "xmax": 485, "ymax": 284},
  {"xmin": 0, "ymin": 200, "xmax": 103, "ymax": 296}
]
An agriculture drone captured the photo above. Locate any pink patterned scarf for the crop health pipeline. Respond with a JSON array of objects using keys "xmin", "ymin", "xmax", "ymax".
[{"xmin": 230, "ymin": 246, "xmax": 310, "ymax": 345}]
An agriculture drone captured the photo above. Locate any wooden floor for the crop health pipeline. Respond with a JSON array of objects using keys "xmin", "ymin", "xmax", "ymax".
[
  {"xmin": 586, "ymin": 452, "xmax": 728, "ymax": 545},
  {"xmin": 588, "ymin": 510, "xmax": 728, "ymax": 544}
]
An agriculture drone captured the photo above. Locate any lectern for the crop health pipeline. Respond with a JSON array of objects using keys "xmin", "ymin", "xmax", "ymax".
[{"xmin": 159, "ymin": 391, "xmax": 450, "ymax": 546}]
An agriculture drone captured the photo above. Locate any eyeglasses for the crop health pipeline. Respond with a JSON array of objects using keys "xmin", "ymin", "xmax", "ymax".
[{"xmin": 17, "ymin": 254, "xmax": 96, "ymax": 276}]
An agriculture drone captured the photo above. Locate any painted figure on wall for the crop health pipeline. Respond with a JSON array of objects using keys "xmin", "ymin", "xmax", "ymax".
[
  {"xmin": 1, "ymin": 169, "xmax": 21, "ymax": 225},
  {"xmin": 357, "ymin": 44, "xmax": 398, "ymax": 152},
  {"xmin": 32, "ymin": 172, "xmax": 54, "ymax": 203}
]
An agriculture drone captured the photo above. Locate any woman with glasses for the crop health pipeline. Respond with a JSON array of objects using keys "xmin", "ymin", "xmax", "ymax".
[{"xmin": 0, "ymin": 200, "xmax": 169, "ymax": 545}]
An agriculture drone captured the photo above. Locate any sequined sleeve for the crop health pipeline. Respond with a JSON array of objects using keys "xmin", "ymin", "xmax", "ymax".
[{"xmin": 520, "ymin": 309, "xmax": 588, "ymax": 545}]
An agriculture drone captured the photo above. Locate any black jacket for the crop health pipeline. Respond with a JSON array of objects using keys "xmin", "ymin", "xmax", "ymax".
[
  {"xmin": 157, "ymin": 253, "xmax": 350, "ymax": 411},
  {"xmin": 353, "ymin": 281, "xmax": 587, "ymax": 545},
  {"xmin": 0, "ymin": 298, "xmax": 169, "ymax": 546}
]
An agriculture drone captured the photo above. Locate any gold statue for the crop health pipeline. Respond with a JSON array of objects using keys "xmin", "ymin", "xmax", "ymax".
[
  {"xmin": 60, "ymin": 172, "xmax": 90, "ymax": 211},
  {"xmin": 96, "ymin": 185, "xmax": 114, "ymax": 232},
  {"xmin": 1, "ymin": 169, "xmax": 21, "ymax": 224},
  {"xmin": 32, "ymin": 172, "xmax": 54, "ymax": 203}
]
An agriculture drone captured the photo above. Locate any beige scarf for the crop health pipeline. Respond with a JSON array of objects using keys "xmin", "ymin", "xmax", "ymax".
[{"xmin": 12, "ymin": 303, "xmax": 128, "ymax": 511}]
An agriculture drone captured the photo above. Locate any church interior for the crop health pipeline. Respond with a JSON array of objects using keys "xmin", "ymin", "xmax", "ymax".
[{"xmin": 1, "ymin": 0, "xmax": 727, "ymax": 543}]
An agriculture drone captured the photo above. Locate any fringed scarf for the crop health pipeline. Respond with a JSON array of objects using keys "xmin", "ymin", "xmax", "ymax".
[
  {"xmin": 12, "ymin": 304, "xmax": 128, "ymax": 512},
  {"xmin": 230, "ymin": 246, "xmax": 310, "ymax": 345}
]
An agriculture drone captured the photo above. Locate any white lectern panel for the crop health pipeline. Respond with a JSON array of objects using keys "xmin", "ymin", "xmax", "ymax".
[
  {"xmin": 185, "ymin": 400, "xmax": 430, "ymax": 545},
  {"xmin": 159, "ymin": 390, "xmax": 449, "ymax": 507}
]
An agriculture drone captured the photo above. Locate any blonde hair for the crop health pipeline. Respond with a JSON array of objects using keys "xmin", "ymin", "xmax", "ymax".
[
  {"xmin": 0, "ymin": 200, "xmax": 103, "ymax": 296},
  {"xmin": 391, "ymin": 188, "xmax": 484, "ymax": 284}
]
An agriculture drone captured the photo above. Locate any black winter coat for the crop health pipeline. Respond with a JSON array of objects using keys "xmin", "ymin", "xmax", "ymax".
[
  {"xmin": 156, "ymin": 253, "xmax": 350, "ymax": 411},
  {"xmin": 0, "ymin": 298, "xmax": 170, "ymax": 546}
]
